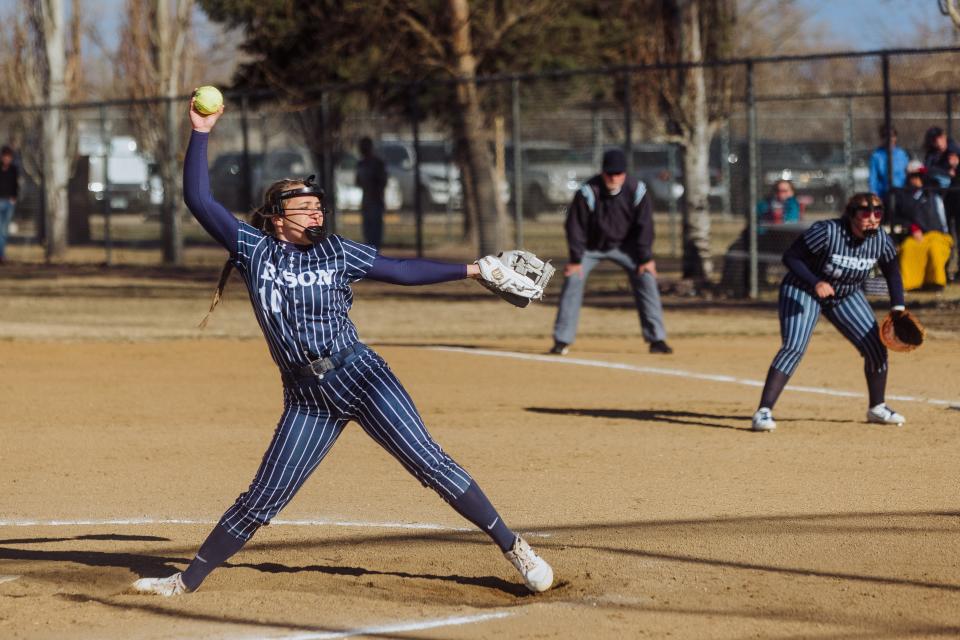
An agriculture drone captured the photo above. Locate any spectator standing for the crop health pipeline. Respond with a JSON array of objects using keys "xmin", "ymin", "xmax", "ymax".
[
  {"xmin": 756, "ymin": 179, "xmax": 801, "ymax": 224},
  {"xmin": 869, "ymin": 125, "xmax": 910, "ymax": 203},
  {"xmin": 922, "ymin": 126, "xmax": 953, "ymax": 188},
  {"xmin": 892, "ymin": 161, "xmax": 952, "ymax": 290},
  {"xmin": 941, "ymin": 146, "xmax": 960, "ymax": 280},
  {"xmin": 550, "ymin": 149, "xmax": 672, "ymax": 356},
  {"xmin": 0, "ymin": 145, "xmax": 18, "ymax": 265},
  {"xmin": 355, "ymin": 137, "xmax": 387, "ymax": 248}
]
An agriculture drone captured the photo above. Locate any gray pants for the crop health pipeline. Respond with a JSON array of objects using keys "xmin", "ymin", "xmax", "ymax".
[{"xmin": 553, "ymin": 248, "xmax": 667, "ymax": 345}]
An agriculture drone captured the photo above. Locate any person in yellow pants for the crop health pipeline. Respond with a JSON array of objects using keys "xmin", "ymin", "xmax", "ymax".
[
  {"xmin": 898, "ymin": 229, "xmax": 953, "ymax": 290},
  {"xmin": 892, "ymin": 161, "xmax": 953, "ymax": 291}
]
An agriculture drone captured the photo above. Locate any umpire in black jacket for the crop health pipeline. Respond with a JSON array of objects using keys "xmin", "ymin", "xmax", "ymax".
[{"xmin": 550, "ymin": 149, "xmax": 672, "ymax": 355}]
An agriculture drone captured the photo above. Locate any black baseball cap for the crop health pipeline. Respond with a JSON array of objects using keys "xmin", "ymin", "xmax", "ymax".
[{"xmin": 602, "ymin": 149, "xmax": 626, "ymax": 174}]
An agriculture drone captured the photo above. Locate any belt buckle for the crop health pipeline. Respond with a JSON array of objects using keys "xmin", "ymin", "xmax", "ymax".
[{"xmin": 308, "ymin": 357, "xmax": 334, "ymax": 380}]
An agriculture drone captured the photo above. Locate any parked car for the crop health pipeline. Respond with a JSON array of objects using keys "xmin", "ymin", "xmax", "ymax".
[
  {"xmin": 377, "ymin": 139, "xmax": 462, "ymax": 210},
  {"xmin": 505, "ymin": 142, "xmax": 595, "ymax": 218},
  {"xmin": 80, "ymin": 134, "xmax": 158, "ymax": 212},
  {"xmin": 723, "ymin": 140, "xmax": 854, "ymax": 211},
  {"xmin": 628, "ymin": 144, "xmax": 687, "ymax": 208},
  {"xmin": 208, "ymin": 149, "xmax": 400, "ymax": 213}
]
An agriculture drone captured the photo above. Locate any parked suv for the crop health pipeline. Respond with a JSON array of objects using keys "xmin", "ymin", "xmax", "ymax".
[
  {"xmin": 208, "ymin": 149, "xmax": 400, "ymax": 212},
  {"xmin": 376, "ymin": 139, "xmax": 462, "ymax": 210},
  {"xmin": 506, "ymin": 142, "xmax": 595, "ymax": 218},
  {"xmin": 80, "ymin": 134, "xmax": 160, "ymax": 212}
]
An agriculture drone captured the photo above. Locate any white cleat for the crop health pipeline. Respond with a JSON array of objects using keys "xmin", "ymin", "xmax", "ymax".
[
  {"xmin": 867, "ymin": 403, "xmax": 905, "ymax": 426},
  {"xmin": 751, "ymin": 407, "xmax": 777, "ymax": 432},
  {"xmin": 504, "ymin": 536, "xmax": 553, "ymax": 593},
  {"xmin": 130, "ymin": 572, "xmax": 189, "ymax": 596}
]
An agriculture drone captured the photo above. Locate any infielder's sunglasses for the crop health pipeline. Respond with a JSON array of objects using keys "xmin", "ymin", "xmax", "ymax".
[{"xmin": 855, "ymin": 205, "xmax": 884, "ymax": 219}]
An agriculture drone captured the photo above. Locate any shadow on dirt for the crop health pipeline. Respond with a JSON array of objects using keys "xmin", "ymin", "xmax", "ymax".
[
  {"xmin": 525, "ymin": 406, "xmax": 851, "ymax": 430},
  {"xmin": 232, "ymin": 559, "xmax": 529, "ymax": 596},
  {"xmin": 0, "ymin": 534, "xmax": 170, "ymax": 545}
]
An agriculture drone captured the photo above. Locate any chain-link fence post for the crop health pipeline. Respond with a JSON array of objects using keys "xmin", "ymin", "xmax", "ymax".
[
  {"xmin": 320, "ymin": 91, "xmax": 336, "ymax": 237},
  {"xmin": 721, "ymin": 119, "xmax": 732, "ymax": 218},
  {"xmin": 511, "ymin": 77, "xmax": 523, "ymax": 248},
  {"xmin": 882, "ymin": 53, "xmax": 895, "ymax": 217},
  {"xmin": 947, "ymin": 90, "xmax": 954, "ymax": 141},
  {"xmin": 623, "ymin": 70, "xmax": 633, "ymax": 173},
  {"xmin": 162, "ymin": 96, "xmax": 183, "ymax": 265},
  {"xmin": 844, "ymin": 96, "xmax": 855, "ymax": 200},
  {"xmin": 99, "ymin": 104, "xmax": 112, "ymax": 266},
  {"xmin": 667, "ymin": 143, "xmax": 679, "ymax": 257},
  {"xmin": 410, "ymin": 85, "xmax": 424, "ymax": 257},
  {"xmin": 240, "ymin": 94, "xmax": 253, "ymax": 215},
  {"xmin": 747, "ymin": 61, "xmax": 759, "ymax": 300}
]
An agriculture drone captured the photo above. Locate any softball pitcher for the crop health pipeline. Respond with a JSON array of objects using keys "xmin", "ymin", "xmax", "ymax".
[
  {"xmin": 751, "ymin": 192, "xmax": 907, "ymax": 432},
  {"xmin": 130, "ymin": 99, "xmax": 553, "ymax": 596}
]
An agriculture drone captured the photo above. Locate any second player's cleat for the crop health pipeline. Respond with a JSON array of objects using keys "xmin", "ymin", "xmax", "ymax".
[
  {"xmin": 866, "ymin": 403, "xmax": 905, "ymax": 426},
  {"xmin": 649, "ymin": 340, "xmax": 673, "ymax": 354},
  {"xmin": 504, "ymin": 536, "xmax": 553, "ymax": 593},
  {"xmin": 130, "ymin": 572, "xmax": 189, "ymax": 596},
  {"xmin": 549, "ymin": 341, "xmax": 570, "ymax": 356},
  {"xmin": 751, "ymin": 407, "xmax": 777, "ymax": 432}
]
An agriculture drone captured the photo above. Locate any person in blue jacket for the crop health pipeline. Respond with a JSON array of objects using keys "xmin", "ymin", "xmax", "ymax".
[{"xmin": 869, "ymin": 124, "xmax": 910, "ymax": 202}]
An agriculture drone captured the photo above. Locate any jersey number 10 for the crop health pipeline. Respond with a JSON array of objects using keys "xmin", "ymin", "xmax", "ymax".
[{"xmin": 259, "ymin": 285, "xmax": 282, "ymax": 314}]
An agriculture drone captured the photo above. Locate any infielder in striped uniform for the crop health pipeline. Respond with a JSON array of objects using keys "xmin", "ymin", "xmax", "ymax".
[
  {"xmin": 131, "ymin": 98, "xmax": 553, "ymax": 596},
  {"xmin": 751, "ymin": 192, "xmax": 907, "ymax": 432}
]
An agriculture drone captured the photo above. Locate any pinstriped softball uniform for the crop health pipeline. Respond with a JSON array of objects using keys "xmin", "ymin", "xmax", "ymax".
[
  {"xmin": 220, "ymin": 223, "xmax": 472, "ymax": 541},
  {"xmin": 783, "ymin": 219, "xmax": 897, "ymax": 299},
  {"xmin": 773, "ymin": 282, "xmax": 887, "ymax": 376},
  {"xmin": 773, "ymin": 219, "xmax": 895, "ymax": 377},
  {"xmin": 235, "ymin": 221, "xmax": 376, "ymax": 368}
]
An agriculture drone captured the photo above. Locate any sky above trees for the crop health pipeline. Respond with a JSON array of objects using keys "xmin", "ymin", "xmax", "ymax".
[{"xmin": 795, "ymin": 0, "xmax": 957, "ymax": 49}]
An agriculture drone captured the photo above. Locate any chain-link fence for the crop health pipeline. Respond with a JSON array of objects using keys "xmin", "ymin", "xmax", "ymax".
[{"xmin": 3, "ymin": 46, "xmax": 959, "ymax": 294}]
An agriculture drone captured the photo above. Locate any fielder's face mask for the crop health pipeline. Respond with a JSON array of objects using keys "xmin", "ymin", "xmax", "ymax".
[{"xmin": 269, "ymin": 175, "xmax": 328, "ymax": 242}]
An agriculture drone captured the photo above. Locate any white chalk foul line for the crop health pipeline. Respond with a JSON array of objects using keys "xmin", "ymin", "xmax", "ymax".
[
  {"xmin": 0, "ymin": 575, "xmax": 21, "ymax": 584},
  {"xmin": 236, "ymin": 611, "xmax": 512, "ymax": 640},
  {"xmin": 428, "ymin": 346, "xmax": 960, "ymax": 408}
]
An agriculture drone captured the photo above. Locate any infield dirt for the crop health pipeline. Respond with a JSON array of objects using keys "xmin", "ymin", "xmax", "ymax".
[{"xmin": 1, "ymin": 257, "xmax": 959, "ymax": 639}]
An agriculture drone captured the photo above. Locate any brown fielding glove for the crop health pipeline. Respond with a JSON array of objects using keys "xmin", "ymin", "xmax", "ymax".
[{"xmin": 879, "ymin": 309, "xmax": 925, "ymax": 352}]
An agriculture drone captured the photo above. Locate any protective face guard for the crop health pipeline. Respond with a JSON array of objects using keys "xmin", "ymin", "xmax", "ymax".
[{"xmin": 271, "ymin": 175, "xmax": 328, "ymax": 242}]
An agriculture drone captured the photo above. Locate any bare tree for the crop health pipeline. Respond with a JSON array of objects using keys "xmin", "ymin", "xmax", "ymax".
[
  {"xmin": 666, "ymin": 0, "xmax": 731, "ymax": 281},
  {"xmin": 447, "ymin": 0, "xmax": 507, "ymax": 254},
  {"xmin": 117, "ymin": 0, "xmax": 194, "ymax": 265},
  {"xmin": 0, "ymin": 3, "xmax": 45, "ymax": 181},
  {"xmin": 939, "ymin": 0, "xmax": 960, "ymax": 29},
  {"xmin": 29, "ymin": 0, "xmax": 70, "ymax": 260},
  {"xmin": 197, "ymin": 0, "xmax": 555, "ymax": 254}
]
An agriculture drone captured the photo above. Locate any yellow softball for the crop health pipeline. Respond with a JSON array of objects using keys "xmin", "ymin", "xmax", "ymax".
[{"xmin": 193, "ymin": 86, "xmax": 223, "ymax": 115}]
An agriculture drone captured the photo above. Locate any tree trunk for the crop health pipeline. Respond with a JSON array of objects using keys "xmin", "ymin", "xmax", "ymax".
[
  {"xmin": 447, "ymin": 0, "xmax": 506, "ymax": 256},
  {"xmin": 451, "ymin": 114, "xmax": 477, "ymax": 244},
  {"xmin": 677, "ymin": 0, "xmax": 713, "ymax": 280},
  {"xmin": 155, "ymin": 0, "xmax": 192, "ymax": 266},
  {"xmin": 37, "ymin": 0, "xmax": 69, "ymax": 261}
]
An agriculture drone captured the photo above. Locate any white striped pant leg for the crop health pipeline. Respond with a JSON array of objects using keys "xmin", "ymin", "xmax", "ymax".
[
  {"xmin": 348, "ymin": 358, "xmax": 473, "ymax": 501},
  {"xmin": 771, "ymin": 281, "xmax": 822, "ymax": 376},
  {"xmin": 823, "ymin": 290, "xmax": 888, "ymax": 373},
  {"xmin": 220, "ymin": 391, "xmax": 348, "ymax": 541}
]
